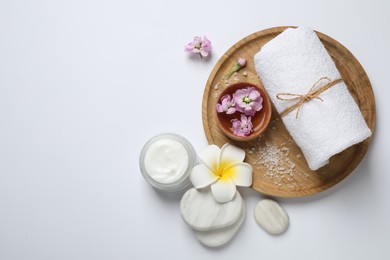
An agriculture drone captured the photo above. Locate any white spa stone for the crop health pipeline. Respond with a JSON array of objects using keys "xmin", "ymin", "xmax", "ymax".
[
  {"xmin": 194, "ymin": 200, "xmax": 246, "ymax": 247},
  {"xmin": 254, "ymin": 199, "xmax": 289, "ymax": 235},
  {"xmin": 180, "ymin": 188, "xmax": 243, "ymax": 231}
]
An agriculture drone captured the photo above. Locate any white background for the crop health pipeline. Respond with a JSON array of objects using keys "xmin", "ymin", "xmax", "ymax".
[{"xmin": 1, "ymin": 0, "xmax": 389, "ymax": 259}]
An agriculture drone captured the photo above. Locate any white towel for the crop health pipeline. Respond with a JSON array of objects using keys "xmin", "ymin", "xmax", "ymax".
[{"xmin": 254, "ymin": 27, "xmax": 371, "ymax": 171}]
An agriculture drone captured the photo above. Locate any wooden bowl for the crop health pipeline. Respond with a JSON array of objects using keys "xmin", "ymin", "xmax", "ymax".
[{"xmin": 216, "ymin": 82, "xmax": 272, "ymax": 141}]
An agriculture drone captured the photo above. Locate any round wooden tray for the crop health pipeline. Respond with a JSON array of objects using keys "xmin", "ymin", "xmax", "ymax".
[{"xmin": 202, "ymin": 26, "xmax": 376, "ymax": 197}]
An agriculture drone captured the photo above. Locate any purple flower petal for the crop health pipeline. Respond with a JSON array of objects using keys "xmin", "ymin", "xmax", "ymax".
[
  {"xmin": 216, "ymin": 103, "xmax": 224, "ymax": 113},
  {"xmin": 245, "ymin": 108, "xmax": 256, "ymax": 116},
  {"xmin": 200, "ymin": 49, "xmax": 209, "ymax": 57},
  {"xmin": 202, "ymin": 36, "xmax": 211, "ymax": 44},
  {"xmin": 226, "ymin": 107, "xmax": 236, "ymax": 114},
  {"xmin": 184, "ymin": 45, "xmax": 194, "ymax": 52},
  {"xmin": 248, "ymin": 88, "xmax": 260, "ymax": 100},
  {"xmin": 252, "ymin": 97, "xmax": 263, "ymax": 111},
  {"xmin": 192, "ymin": 36, "xmax": 202, "ymax": 45}
]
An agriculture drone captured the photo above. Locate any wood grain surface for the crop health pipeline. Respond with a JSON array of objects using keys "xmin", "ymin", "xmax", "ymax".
[{"xmin": 202, "ymin": 26, "xmax": 376, "ymax": 197}]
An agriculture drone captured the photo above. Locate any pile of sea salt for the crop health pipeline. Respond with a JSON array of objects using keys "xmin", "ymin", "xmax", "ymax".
[{"xmin": 247, "ymin": 138, "xmax": 306, "ymax": 190}]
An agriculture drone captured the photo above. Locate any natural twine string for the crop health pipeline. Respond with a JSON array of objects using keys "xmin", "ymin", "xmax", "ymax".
[{"xmin": 276, "ymin": 77, "xmax": 343, "ymax": 118}]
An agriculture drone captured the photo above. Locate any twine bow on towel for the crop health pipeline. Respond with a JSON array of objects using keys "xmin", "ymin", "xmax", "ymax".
[{"xmin": 276, "ymin": 77, "xmax": 343, "ymax": 118}]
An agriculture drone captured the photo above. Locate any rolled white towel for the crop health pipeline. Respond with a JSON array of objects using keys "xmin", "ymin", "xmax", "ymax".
[{"xmin": 254, "ymin": 27, "xmax": 371, "ymax": 171}]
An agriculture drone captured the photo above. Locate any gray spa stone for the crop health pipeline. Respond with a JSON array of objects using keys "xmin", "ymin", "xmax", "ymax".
[
  {"xmin": 194, "ymin": 200, "xmax": 246, "ymax": 247},
  {"xmin": 254, "ymin": 199, "xmax": 289, "ymax": 235},
  {"xmin": 180, "ymin": 188, "xmax": 243, "ymax": 231}
]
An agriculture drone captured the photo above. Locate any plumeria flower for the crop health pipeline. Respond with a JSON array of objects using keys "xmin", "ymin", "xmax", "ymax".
[
  {"xmin": 216, "ymin": 94, "xmax": 236, "ymax": 114},
  {"xmin": 225, "ymin": 58, "xmax": 247, "ymax": 78},
  {"xmin": 190, "ymin": 143, "xmax": 252, "ymax": 203},
  {"xmin": 233, "ymin": 86, "xmax": 263, "ymax": 116},
  {"xmin": 231, "ymin": 114, "xmax": 253, "ymax": 137},
  {"xmin": 184, "ymin": 36, "xmax": 212, "ymax": 58}
]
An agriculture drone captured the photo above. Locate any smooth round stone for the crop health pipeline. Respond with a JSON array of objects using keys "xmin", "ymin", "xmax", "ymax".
[
  {"xmin": 254, "ymin": 199, "xmax": 289, "ymax": 235},
  {"xmin": 180, "ymin": 188, "xmax": 243, "ymax": 231},
  {"xmin": 194, "ymin": 200, "xmax": 246, "ymax": 247}
]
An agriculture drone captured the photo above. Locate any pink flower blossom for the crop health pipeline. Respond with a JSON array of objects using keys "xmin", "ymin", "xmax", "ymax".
[
  {"xmin": 237, "ymin": 58, "xmax": 246, "ymax": 67},
  {"xmin": 233, "ymin": 87, "xmax": 263, "ymax": 116},
  {"xmin": 216, "ymin": 94, "xmax": 236, "ymax": 114},
  {"xmin": 184, "ymin": 36, "xmax": 212, "ymax": 58},
  {"xmin": 226, "ymin": 58, "xmax": 247, "ymax": 78},
  {"xmin": 231, "ymin": 114, "xmax": 253, "ymax": 137}
]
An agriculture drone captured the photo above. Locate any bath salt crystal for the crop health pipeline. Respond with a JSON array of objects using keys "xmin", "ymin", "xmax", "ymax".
[{"xmin": 250, "ymin": 139, "xmax": 304, "ymax": 190}]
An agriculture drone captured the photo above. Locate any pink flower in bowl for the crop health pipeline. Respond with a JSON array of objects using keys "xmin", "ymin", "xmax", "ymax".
[
  {"xmin": 231, "ymin": 114, "xmax": 253, "ymax": 137},
  {"xmin": 233, "ymin": 87, "xmax": 263, "ymax": 116},
  {"xmin": 216, "ymin": 94, "xmax": 236, "ymax": 114}
]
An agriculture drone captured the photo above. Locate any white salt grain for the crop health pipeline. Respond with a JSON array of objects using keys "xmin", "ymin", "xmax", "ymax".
[{"xmin": 249, "ymin": 139, "xmax": 304, "ymax": 190}]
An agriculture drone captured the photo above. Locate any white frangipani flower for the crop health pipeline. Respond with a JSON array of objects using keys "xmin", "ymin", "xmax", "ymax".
[{"xmin": 190, "ymin": 143, "xmax": 253, "ymax": 203}]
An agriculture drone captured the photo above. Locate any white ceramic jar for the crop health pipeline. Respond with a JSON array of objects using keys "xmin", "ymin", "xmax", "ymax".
[{"xmin": 139, "ymin": 133, "xmax": 196, "ymax": 192}]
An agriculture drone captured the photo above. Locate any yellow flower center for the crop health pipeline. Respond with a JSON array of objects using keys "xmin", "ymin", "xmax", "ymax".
[{"xmin": 213, "ymin": 160, "xmax": 236, "ymax": 181}]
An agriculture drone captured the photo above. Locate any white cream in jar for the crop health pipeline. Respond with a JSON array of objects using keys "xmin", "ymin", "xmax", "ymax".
[{"xmin": 139, "ymin": 133, "xmax": 196, "ymax": 192}]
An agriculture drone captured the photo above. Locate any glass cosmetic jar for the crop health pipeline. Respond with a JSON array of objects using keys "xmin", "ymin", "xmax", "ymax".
[{"xmin": 139, "ymin": 133, "xmax": 196, "ymax": 192}]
